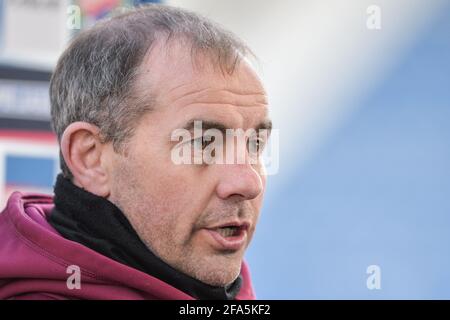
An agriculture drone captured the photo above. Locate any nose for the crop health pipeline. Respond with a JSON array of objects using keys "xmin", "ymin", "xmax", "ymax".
[{"xmin": 215, "ymin": 164, "xmax": 264, "ymax": 200}]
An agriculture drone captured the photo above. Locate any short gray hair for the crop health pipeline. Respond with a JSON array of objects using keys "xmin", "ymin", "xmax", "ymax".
[{"xmin": 50, "ymin": 4, "xmax": 254, "ymax": 179}]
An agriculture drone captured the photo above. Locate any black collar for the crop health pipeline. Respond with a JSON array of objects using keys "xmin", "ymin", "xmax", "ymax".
[{"xmin": 49, "ymin": 174, "xmax": 242, "ymax": 300}]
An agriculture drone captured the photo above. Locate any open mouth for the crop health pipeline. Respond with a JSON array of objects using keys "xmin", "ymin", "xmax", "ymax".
[
  {"xmin": 215, "ymin": 226, "xmax": 244, "ymax": 238},
  {"xmin": 203, "ymin": 222, "xmax": 250, "ymax": 251}
]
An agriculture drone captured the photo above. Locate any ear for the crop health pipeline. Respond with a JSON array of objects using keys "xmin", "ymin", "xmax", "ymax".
[{"xmin": 60, "ymin": 121, "xmax": 112, "ymax": 197}]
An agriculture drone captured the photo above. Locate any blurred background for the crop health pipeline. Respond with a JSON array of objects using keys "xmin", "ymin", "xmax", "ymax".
[{"xmin": 0, "ymin": 0, "xmax": 449, "ymax": 299}]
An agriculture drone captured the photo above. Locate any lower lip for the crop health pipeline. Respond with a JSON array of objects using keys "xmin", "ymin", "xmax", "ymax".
[{"xmin": 203, "ymin": 228, "xmax": 247, "ymax": 251}]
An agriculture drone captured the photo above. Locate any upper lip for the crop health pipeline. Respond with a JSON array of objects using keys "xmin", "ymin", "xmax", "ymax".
[{"xmin": 206, "ymin": 220, "xmax": 251, "ymax": 230}]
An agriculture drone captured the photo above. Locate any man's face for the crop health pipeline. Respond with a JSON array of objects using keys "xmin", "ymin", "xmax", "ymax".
[{"xmin": 108, "ymin": 41, "xmax": 270, "ymax": 286}]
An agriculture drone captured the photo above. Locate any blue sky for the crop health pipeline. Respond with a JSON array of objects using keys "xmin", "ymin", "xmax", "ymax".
[{"xmin": 247, "ymin": 4, "xmax": 450, "ymax": 299}]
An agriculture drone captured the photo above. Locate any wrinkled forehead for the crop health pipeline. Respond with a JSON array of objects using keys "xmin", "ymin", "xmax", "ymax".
[{"xmin": 133, "ymin": 37, "xmax": 269, "ymax": 130}]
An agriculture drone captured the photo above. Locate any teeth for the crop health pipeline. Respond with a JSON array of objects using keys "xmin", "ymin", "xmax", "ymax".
[{"xmin": 217, "ymin": 227, "xmax": 237, "ymax": 237}]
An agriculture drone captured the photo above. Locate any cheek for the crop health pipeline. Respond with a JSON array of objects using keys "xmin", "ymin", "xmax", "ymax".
[
  {"xmin": 121, "ymin": 129, "xmax": 232, "ymax": 242},
  {"xmin": 130, "ymin": 154, "xmax": 214, "ymax": 240}
]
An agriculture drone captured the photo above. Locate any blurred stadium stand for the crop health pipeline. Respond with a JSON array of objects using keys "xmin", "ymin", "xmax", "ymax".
[{"xmin": 0, "ymin": 0, "xmax": 159, "ymax": 206}]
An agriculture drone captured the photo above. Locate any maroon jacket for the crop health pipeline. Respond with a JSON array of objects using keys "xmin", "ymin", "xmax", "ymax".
[{"xmin": 0, "ymin": 192, "xmax": 255, "ymax": 300}]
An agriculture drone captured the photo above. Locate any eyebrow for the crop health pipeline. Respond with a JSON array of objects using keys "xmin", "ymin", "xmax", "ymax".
[{"xmin": 181, "ymin": 118, "xmax": 273, "ymax": 135}]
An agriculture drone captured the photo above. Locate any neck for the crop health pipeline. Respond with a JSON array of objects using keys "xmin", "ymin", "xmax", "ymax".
[{"xmin": 48, "ymin": 174, "xmax": 242, "ymax": 300}]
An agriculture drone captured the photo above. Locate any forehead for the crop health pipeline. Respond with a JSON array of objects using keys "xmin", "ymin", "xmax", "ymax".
[{"xmin": 136, "ymin": 39, "xmax": 269, "ymax": 129}]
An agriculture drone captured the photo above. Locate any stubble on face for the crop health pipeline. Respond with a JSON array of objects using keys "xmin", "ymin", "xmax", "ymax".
[
  {"xmin": 107, "ymin": 40, "xmax": 267, "ymax": 287},
  {"xmin": 109, "ymin": 149, "xmax": 259, "ymax": 286}
]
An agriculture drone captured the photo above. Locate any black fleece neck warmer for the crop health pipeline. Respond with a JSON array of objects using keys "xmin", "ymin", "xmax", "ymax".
[{"xmin": 48, "ymin": 174, "xmax": 242, "ymax": 300}]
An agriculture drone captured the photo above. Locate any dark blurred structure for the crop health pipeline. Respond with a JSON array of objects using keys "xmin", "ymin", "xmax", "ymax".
[{"xmin": 0, "ymin": 0, "xmax": 159, "ymax": 206}]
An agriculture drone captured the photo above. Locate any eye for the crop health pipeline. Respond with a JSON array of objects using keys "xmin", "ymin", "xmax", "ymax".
[
  {"xmin": 193, "ymin": 135, "xmax": 215, "ymax": 150},
  {"xmin": 247, "ymin": 136, "xmax": 266, "ymax": 155}
]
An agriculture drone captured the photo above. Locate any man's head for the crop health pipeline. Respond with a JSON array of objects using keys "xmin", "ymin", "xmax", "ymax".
[{"xmin": 50, "ymin": 4, "xmax": 271, "ymax": 286}]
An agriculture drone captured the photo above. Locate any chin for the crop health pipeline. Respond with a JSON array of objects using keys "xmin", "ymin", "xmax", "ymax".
[
  {"xmin": 195, "ymin": 269, "xmax": 241, "ymax": 287},
  {"xmin": 186, "ymin": 255, "xmax": 243, "ymax": 287}
]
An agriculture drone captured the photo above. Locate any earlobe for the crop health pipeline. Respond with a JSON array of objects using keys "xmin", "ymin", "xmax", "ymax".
[{"xmin": 60, "ymin": 122, "xmax": 111, "ymax": 197}]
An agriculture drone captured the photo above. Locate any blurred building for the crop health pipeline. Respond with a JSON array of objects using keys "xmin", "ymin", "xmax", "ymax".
[{"xmin": 0, "ymin": 0, "xmax": 159, "ymax": 206}]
